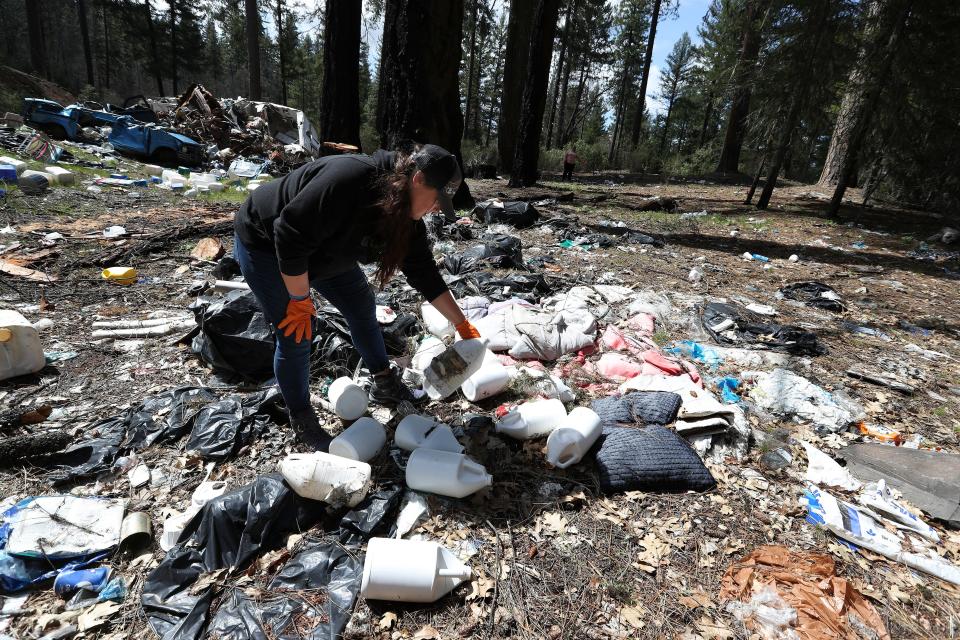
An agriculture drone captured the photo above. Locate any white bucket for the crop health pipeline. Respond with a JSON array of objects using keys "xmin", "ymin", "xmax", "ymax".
[
  {"xmin": 327, "ymin": 377, "xmax": 369, "ymax": 420},
  {"xmin": 545, "ymin": 407, "xmax": 602, "ymax": 469},
  {"xmin": 361, "ymin": 537, "xmax": 471, "ymax": 602},
  {"xmin": 495, "ymin": 398, "xmax": 567, "ymax": 440},
  {"xmin": 279, "ymin": 452, "xmax": 371, "ymax": 507},
  {"xmin": 406, "ymin": 448, "xmax": 491, "ymax": 498},
  {"xmin": 395, "ymin": 414, "xmax": 463, "ymax": 453},
  {"xmin": 329, "ymin": 417, "xmax": 386, "ymax": 462}
]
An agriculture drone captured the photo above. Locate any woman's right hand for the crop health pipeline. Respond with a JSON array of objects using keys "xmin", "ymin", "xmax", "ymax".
[{"xmin": 277, "ymin": 297, "xmax": 316, "ymax": 343}]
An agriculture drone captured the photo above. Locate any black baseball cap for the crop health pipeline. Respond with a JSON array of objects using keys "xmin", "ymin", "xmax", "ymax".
[{"xmin": 412, "ymin": 144, "xmax": 462, "ymax": 218}]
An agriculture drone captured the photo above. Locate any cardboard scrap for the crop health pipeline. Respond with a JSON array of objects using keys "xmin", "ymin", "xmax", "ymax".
[
  {"xmin": 0, "ymin": 258, "xmax": 57, "ymax": 281},
  {"xmin": 719, "ymin": 545, "xmax": 889, "ymax": 640}
]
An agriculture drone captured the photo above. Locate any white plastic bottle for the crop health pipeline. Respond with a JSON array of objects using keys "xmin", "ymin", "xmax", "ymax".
[
  {"xmin": 461, "ymin": 351, "xmax": 511, "ymax": 402},
  {"xmin": 412, "ymin": 336, "xmax": 446, "ymax": 373},
  {"xmin": 495, "ymin": 398, "xmax": 567, "ymax": 440},
  {"xmin": 329, "ymin": 417, "xmax": 386, "ymax": 462},
  {"xmin": 361, "ymin": 538, "xmax": 472, "ymax": 602},
  {"xmin": 405, "ymin": 448, "xmax": 491, "ymax": 498},
  {"xmin": 422, "ymin": 338, "xmax": 487, "ymax": 400},
  {"xmin": 545, "ymin": 407, "xmax": 602, "ymax": 469},
  {"xmin": 420, "ymin": 302, "xmax": 455, "ymax": 339},
  {"xmin": 279, "ymin": 452, "xmax": 371, "ymax": 507},
  {"xmin": 327, "ymin": 377, "xmax": 368, "ymax": 420},
  {"xmin": 395, "ymin": 414, "xmax": 463, "ymax": 453},
  {"xmin": 0, "ymin": 310, "xmax": 46, "ymax": 382}
]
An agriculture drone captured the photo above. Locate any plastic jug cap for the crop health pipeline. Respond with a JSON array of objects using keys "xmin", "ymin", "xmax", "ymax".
[{"xmin": 0, "ymin": 328, "xmax": 11, "ymax": 342}]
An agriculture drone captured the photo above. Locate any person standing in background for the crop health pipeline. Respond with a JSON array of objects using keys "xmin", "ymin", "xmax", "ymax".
[{"xmin": 562, "ymin": 146, "xmax": 578, "ymax": 181}]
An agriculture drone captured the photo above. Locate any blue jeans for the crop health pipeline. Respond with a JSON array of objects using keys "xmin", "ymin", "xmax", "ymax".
[{"xmin": 233, "ymin": 234, "xmax": 389, "ymax": 414}]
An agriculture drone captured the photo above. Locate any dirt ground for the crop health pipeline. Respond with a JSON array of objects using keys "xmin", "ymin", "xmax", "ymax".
[{"xmin": 1, "ymin": 163, "xmax": 959, "ymax": 640}]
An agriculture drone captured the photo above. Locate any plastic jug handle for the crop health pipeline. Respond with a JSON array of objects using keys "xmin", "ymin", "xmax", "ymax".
[{"xmin": 438, "ymin": 567, "xmax": 471, "ymax": 578}]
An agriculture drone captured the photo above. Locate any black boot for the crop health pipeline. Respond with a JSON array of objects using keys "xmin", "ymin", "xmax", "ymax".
[
  {"xmin": 289, "ymin": 408, "xmax": 332, "ymax": 452},
  {"xmin": 369, "ymin": 367, "xmax": 422, "ymax": 406}
]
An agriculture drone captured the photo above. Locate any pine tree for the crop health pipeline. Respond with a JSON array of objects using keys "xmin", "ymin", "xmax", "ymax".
[{"xmin": 656, "ymin": 33, "xmax": 696, "ymax": 153}]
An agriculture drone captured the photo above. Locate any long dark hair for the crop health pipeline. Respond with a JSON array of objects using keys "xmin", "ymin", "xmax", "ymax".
[{"xmin": 372, "ymin": 149, "xmax": 418, "ymax": 288}]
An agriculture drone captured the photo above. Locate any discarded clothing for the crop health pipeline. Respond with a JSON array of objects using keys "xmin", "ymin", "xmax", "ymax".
[
  {"xmin": 838, "ymin": 443, "xmax": 960, "ymax": 526},
  {"xmin": 475, "ymin": 303, "xmax": 597, "ymax": 361},
  {"xmin": 596, "ymin": 352, "xmax": 644, "ymax": 380},
  {"xmin": 702, "ymin": 302, "xmax": 825, "ymax": 356},
  {"xmin": 471, "ymin": 199, "xmax": 539, "ymax": 228},
  {"xmin": 543, "ymin": 285, "xmax": 633, "ymax": 320},
  {"xmin": 590, "ymin": 391, "xmax": 682, "ymax": 426},
  {"xmin": 594, "ymin": 425, "xmax": 716, "ymax": 494},
  {"xmin": 746, "ymin": 369, "xmax": 864, "ymax": 433},
  {"xmin": 779, "ymin": 281, "xmax": 846, "ymax": 312},
  {"xmin": 443, "ymin": 234, "xmax": 525, "ymax": 274},
  {"xmin": 640, "ymin": 349, "xmax": 702, "ymax": 386}
]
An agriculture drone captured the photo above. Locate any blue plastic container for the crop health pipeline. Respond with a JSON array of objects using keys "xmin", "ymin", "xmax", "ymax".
[{"xmin": 0, "ymin": 164, "xmax": 17, "ymax": 182}]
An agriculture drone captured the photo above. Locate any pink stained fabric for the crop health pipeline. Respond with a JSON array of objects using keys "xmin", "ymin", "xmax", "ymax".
[
  {"xmin": 596, "ymin": 352, "xmax": 645, "ymax": 381},
  {"xmin": 640, "ymin": 349, "xmax": 703, "ymax": 386},
  {"xmin": 626, "ymin": 313, "xmax": 656, "ymax": 335}
]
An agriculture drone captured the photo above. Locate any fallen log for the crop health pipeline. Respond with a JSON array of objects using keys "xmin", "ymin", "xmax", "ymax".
[{"xmin": 0, "ymin": 431, "xmax": 73, "ymax": 463}]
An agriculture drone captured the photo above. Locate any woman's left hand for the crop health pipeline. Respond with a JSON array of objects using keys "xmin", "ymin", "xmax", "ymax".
[{"xmin": 456, "ymin": 319, "xmax": 481, "ymax": 339}]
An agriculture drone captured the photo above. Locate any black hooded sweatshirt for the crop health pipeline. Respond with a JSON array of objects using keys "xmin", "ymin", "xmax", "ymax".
[{"xmin": 234, "ymin": 150, "xmax": 448, "ymax": 301}]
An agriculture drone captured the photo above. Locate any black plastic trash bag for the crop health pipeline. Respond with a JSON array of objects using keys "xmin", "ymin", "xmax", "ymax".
[
  {"xmin": 779, "ymin": 281, "xmax": 846, "ymax": 312},
  {"xmin": 471, "ymin": 200, "xmax": 539, "ymax": 228},
  {"xmin": 337, "ymin": 486, "xmax": 403, "ymax": 548},
  {"xmin": 184, "ymin": 389, "xmax": 281, "ymax": 460},
  {"xmin": 446, "ymin": 271, "xmax": 553, "ymax": 303},
  {"xmin": 142, "ymin": 475, "xmax": 326, "ymax": 640},
  {"xmin": 190, "ymin": 290, "xmax": 276, "ymax": 380},
  {"xmin": 425, "ymin": 213, "xmax": 474, "ymax": 240},
  {"xmin": 206, "ymin": 541, "xmax": 363, "ymax": 640},
  {"xmin": 443, "ymin": 234, "xmax": 525, "ymax": 274},
  {"xmin": 702, "ymin": 302, "xmax": 825, "ymax": 356},
  {"xmin": 124, "ymin": 387, "xmax": 219, "ymax": 450},
  {"xmin": 381, "ymin": 313, "xmax": 420, "ymax": 356},
  {"xmin": 594, "ymin": 425, "xmax": 716, "ymax": 494},
  {"xmin": 45, "ymin": 415, "xmax": 128, "ymax": 486}
]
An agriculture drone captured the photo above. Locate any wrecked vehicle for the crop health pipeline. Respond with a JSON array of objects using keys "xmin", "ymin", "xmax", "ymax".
[{"xmin": 108, "ymin": 116, "xmax": 204, "ymax": 167}]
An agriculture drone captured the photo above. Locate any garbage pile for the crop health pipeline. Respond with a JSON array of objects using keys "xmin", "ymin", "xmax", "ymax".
[{"xmin": 1, "ymin": 187, "xmax": 960, "ymax": 639}]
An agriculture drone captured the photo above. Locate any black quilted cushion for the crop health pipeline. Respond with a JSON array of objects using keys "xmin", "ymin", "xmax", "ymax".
[
  {"xmin": 594, "ymin": 425, "xmax": 716, "ymax": 493},
  {"xmin": 591, "ymin": 392, "xmax": 682, "ymax": 427}
]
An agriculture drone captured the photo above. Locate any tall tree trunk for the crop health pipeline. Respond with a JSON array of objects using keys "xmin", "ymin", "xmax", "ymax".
[
  {"xmin": 377, "ymin": 0, "xmax": 474, "ymax": 208},
  {"xmin": 698, "ymin": 93, "xmax": 714, "ymax": 146},
  {"xmin": 320, "ymin": 0, "xmax": 361, "ymax": 147},
  {"xmin": 560, "ymin": 63, "xmax": 587, "ymax": 146},
  {"xmin": 25, "ymin": 0, "xmax": 47, "ymax": 77},
  {"xmin": 553, "ymin": 49, "xmax": 575, "ymax": 148},
  {"xmin": 509, "ymin": 0, "xmax": 561, "ymax": 187},
  {"xmin": 658, "ymin": 87, "xmax": 678, "ymax": 153},
  {"xmin": 716, "ymin": 0, "xmax": 769, "ymax": 173},
  {"xmin": 498, "ymin": 0, "xmax": 537, "ymax": 173},
  {"xmin": 757, "ymin": 0, "xmax": 832, "ymax": 209},
  {"xmin": 102, "ymin": 5, "xmax": 111, "ymax": 88},
  {"xmin": 245, "ymin": 0, "xmax": 262, "ymax": 99},
  {"xmin": 607, "ymin": 38, "xmax": 633, "ymax": 165},
  {"xmin": 820, "ymin": 0, "xmax": 909, "ymax": 202},
  {"xmin": 463, "ymin": 0, "xmax": 479, "ymax": 141},
  {"xmin": 169, "ymin": 0, "xmax": 178, "ymax": 95},
  {"xmin": 485, "ymin": 37, "xmax": 505, "ymax": 146},
  {"xmin": 143, "ymin": 0, "xmax": 165, "ymax": 95},
  {"xmin": 77, "ymin": 0, "xmax": 95, "ymax": 87},
  {"xmin": 545, "ymin": 0, "xmax": 574, "ymax": 150},
  {"xmin": 630, "ymin": 0, "xmax": 662, "ymax": 148},
  {"xmin": 276, "ymin": 0, "xmax": 288, "ymax": 104}
]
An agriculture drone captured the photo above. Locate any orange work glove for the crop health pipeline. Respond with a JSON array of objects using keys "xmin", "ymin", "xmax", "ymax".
[
  {"xmin": 456, "ymin": 319, "xmax": 481, "ymax": 339},
  {"xmin": 277, "ymin": 297, "xmax": 316, "ymax": 343}
]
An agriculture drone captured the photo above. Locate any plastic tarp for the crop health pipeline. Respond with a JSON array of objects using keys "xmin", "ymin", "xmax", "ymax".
[
  {"xmin": 443, "ymin": 234, "xmax": 525, "ymax": 274},
  {"xmin": 472, "ymin": 200, "xmax": 539, "ymax": 228},
  {"xmin": 746, "ymin": 368, "xmax": 864, "ymax": 433},
  {"xmin": 779, "ymin": 281, "xmax": 846, "ymax": 312},
  {"xmin": 702, "ymin": 302, "xmax": 825, "ymax": 356}
]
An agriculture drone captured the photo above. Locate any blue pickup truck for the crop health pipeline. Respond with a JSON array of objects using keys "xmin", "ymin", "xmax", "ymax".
[{"xmin": 21, "ymin": 99, "xmax": 203, "ymax": 167}]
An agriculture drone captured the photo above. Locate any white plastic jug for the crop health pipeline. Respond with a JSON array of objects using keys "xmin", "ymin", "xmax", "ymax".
[
  {"xmin": 191, "ymin": 480, "xmax": 228, "ymax": 507},
  {"xmin": 0, "ymin": 310, "xmax": 46, "ymax": 382},
  {"xmin": 329, "ymin": 417, "xmax": 386, "ymax": 462},
  {"xmin": 327, "ymin": 377, "xmax": 368, "ymax": 420},
  {"xmin": 496, "ymin": 398, "xmax": 567, "ymax": 440},
  {"xmin": 395, "ymin": 414, "xmax": 463, "ymax": 453},
  {"xmin": 412, "ymin": 336, "xmax": 446, "ymax": 373},
  {"xmin": 420, "ymin": 302, "xmax": 455, "ymax": 339},
  {"xmin": 406, "ymin": 448, "xmax": 491, "ymax": 498},
  {"xmin": 546, "ymin": 407, "xmax": 602, "ymax": 469},
  {"xmin": 461, "ymin": 359, "xmax": 511, "ymax": 402},
  {"xmin": 422, "ymin": 339, "xmax": 487, "ymax": 400},
  {"xmin": 279, "ymin": 452, "xmax": 371, "ymax": 507},
  {"xmin": 361, "ymin": 537, "xmax": 472, "ymax": 602}
]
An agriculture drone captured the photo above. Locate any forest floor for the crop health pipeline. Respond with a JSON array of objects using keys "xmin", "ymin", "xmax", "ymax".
[{"xmin": 1, "ymin": 163, "xmax": 959, "ymax": 640}]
